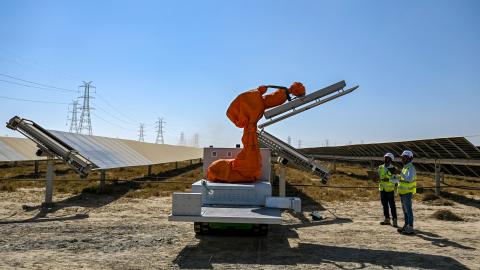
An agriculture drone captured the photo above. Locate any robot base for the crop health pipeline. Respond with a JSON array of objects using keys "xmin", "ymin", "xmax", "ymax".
[{"xmin": 194, "ymin": 222, "xmax": 268, "ymax": 236}]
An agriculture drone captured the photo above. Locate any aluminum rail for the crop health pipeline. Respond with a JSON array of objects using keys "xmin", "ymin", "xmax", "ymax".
[
  {"xmin": 264, "ymin": 80, "xmax": 347, "ymax": 119},
  {"xmin": 6, "ymin": 116, "xmax": 95, "ymax": 177},
  {"xmin": 311, "ymin": 154, "xmax": 480, "ymax": 167},
  {"xmin": 257, "ymin": 129, "xmax": 329, "ymax": 183},
  {"xmin": 259, "ymin": 83, "xmax": 359, "ymax": 129}
]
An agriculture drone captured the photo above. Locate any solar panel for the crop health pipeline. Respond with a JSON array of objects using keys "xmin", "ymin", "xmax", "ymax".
[
  {"xmin": 302, "ymin": 137, "xmax": 480, "ymax": 177},
  {"xmin": 0, "ymin": 137, "xmax": 44, "ymax": 162},
  {"xmin": 48, "ymin": 131, "xmax": 203, "ymax": 169},
  {"xmin": 0, "ymin": 132, "xmax": 203, "ymax": 169}
]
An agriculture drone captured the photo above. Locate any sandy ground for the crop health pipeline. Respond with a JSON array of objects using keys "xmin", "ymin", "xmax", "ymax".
[{"xmin": 0, "ymin": 188, "xmax": 479, "ymax": 270}]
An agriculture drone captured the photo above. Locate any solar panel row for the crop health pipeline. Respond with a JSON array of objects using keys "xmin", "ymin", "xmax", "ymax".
[
  {"xmin": 0, "ymin": 137, "xmax": 44, "ymax": 162},
  {"xmin": 0, "ymin": 132, "xmax": 203, "ymax": 170},
  {"xmin": 302, "ymin": 137, "xmax": 480, "ymax": 178}
]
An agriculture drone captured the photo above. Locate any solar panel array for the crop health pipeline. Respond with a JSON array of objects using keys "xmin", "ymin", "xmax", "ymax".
[
  {"xmin": 0, "ymin": 137, "xmax": 44, "ymax": 161},
  {"xmin": 302, "ymin": 137, "xmax": 480, "ymax": 177},
  {"xmin": 49, "ymin": 131, "xmax": 203, "ymax": 169},
  {"xmin": 0, "ymin": 131, "xmax": 203, "ymax": 169}
]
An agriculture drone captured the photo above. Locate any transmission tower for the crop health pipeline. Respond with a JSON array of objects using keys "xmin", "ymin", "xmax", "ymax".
[
  {"xmin": 78, "ymin": 81, "xmax": 95, "ymax": 135},
  {"xmin": 155, "ymin": 118, "xmax": 165, "ymax": 144},
  {"xmin": 287, "ymin": 136, "xmax": 292, "ymax": 145},
  {"xmin": 67, "ymin": 100, "xmax": 80, "ymax": 133},
  {"xmin": 193, "ymin": 133, "xmax": 199, "ymax": 147},
  {"xmin": 179, "ymin": 132, "xmax": 186, "ymax": 146},
  {"xmin": 297, "ymin": 139, "xmax": 302, "ymax": 149},
  {"xmin": 138, "ymin": 123, "xmax": 145, "ymax": 142}
]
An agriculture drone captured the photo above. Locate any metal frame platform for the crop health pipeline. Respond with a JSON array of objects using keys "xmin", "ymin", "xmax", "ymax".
[{"xmin": 168, "ymin": 206, "xmax": 282, "ymax": 224}]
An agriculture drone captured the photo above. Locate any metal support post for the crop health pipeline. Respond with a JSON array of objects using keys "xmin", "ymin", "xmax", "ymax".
[
  {"xmin": 147, "ymin": 165, "xmax": 152, "ymax": 176},
  {"xmin": 270, "ymin": 163, "xmax": 275, "ymax": 183},
  {"xmin": 175, "ymin": 161, "xmax": 178, "ymax": 169},
  {"xmin": 44, "ymin": 159, "xmax": 54, "ymax": 206},
  {"xmin": 190, "ymin": 159, "xmax": 193, "ymax": 165},
  {"xmin": 99, "ymin": 170, "xmax": 106, "ymax": 193},
  {"xmin": 435, "ymin": 163, "xmax": 441, "ymax": 195},
  {"xmin": 34, "ymin": 160, "xmax": 39, "ymax": 178},
  {"xmin": 279, "ymin": 165, "xmax": 286, "ymax": 197},
  {"xmin": 332, "ymin": 160, "xmax": 336, "ymax": 173}
]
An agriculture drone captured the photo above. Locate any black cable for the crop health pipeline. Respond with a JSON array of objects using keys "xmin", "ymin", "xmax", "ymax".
[
  {"xmin": 96, "ymin": 93, "xmax": 142, "ymax": 124},
  {"xmin": 0, "ymin": 75, "xmax": 76, "ymax": 93},
  {"xmin": 0, "ymin": 95, "xmax": 69, "ymax": 105},
  {"xmin": 91, "ymin": 112, "xmax": 138, "ymax": 132},
  {"xmin": 92, "ymin": 103, "xmax": 139, "ymax": 126}
]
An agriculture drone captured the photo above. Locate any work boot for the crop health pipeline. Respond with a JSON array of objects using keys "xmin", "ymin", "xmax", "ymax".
[
  {"xmin": 392, "ymin": 219, "xmax": 398, "ymax": 228},
  {"xmin": 380, "ymin": 218, "xmax": 391, "ymax": 225},
  {"xmin": 401, "ymin": 225, "xmax": 415, "ymax": 235},
  {"xmin": 397, "ymin": 224, "xmax": 407, "ymax": 233}
]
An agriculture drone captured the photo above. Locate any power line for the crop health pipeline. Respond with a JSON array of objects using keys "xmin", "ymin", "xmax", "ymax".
[
  {"xmin": 96, "ymin": 93, "xmax": 140, "ymax": 124},
  {"xmin": 0, "ymin": 95, "xmax": 69, "ymax": 105},
  {"xmin": 92, "ymin": 103, "xmax": 138, "ymax": 126},
  {"xmin": 193, "ymin": 133, "xmax": 199, "ymax": 147},
  {"xmin": 91, "ymin": 112, "xmax": 136, "ymax": 131},
  {"xmin": 0, "ymin": 48, "xmax": 81, "ymax": 82},
  {"xmin": 138, "ymin": 123, "xmax": 145, "ymax": 142},
  {"xmin": 67, "ymin": 100, "xmax": 80, "ymax": 133},
  {"xmin": 78, "ymin": 81, "xmax": 95, "ymax": 135},
  {"xmin": 0, "ymin": 73, "xmax": 77, "ymax": 92},
  {"xmin": 155, "ymin": 118, "xmax": 165, "ymax": 144},
  {"xmin": 0, "ymin": 78, "xmax": 75, "ymax": 93},
  {"xmin": 179, "ymin": 132, "xmax": 186, "ymax": 146}
]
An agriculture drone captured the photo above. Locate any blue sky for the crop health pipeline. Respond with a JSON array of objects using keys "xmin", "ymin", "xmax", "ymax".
[{"xmin": 1, "ymin": 0, "xmax": 479, "ymax": 147}]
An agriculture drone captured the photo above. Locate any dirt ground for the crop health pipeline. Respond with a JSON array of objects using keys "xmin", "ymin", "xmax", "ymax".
[
  {"xmin": 0, "ymin": 188, "xmax": 478, "ymax": 269},
  {"xmin": 0, "ymin": 162, "xmax": 479, "ymax": 269}
]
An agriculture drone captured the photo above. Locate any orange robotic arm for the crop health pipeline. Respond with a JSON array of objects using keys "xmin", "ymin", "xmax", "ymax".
[{"xmin": 207, "ymin": 82, "xmax": 305, "ymax": 183}]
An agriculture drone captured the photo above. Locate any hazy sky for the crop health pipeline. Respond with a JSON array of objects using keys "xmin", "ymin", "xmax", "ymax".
[{"xmin": 1, "ymin": 0, "xmax": 479, "ymax": 147}]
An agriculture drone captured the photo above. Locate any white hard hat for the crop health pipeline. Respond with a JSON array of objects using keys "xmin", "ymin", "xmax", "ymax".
[
  {"xmin": 384, "ymin": 152, "xmax": 394, "ymax": 160},
  {"xmin": 401, "ymin": 150, "xmax": 414, "ymax": 158}
]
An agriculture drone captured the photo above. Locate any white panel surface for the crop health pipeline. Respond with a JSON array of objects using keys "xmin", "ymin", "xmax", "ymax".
[
  {"xmin": 0, "ymin": 132, "xmax": 202, "ymax": 169},
  {"xmin": 169, "ymin": 206, "xmax": 282, "ymax": 224},
  {"xmin": 0, "ymin": 137, "xmax": 44, "ymax": 161},
  {"xmin": 48, "ymin": 131, "xmax": 202, "ymax": 169}
]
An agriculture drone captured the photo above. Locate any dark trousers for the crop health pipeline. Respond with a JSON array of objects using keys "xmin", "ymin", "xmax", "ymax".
[{"xmin": 380, "ymin": 190, "xmax": 397, "ymax": 219}]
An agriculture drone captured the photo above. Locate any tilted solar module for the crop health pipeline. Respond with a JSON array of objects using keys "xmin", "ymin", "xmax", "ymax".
[
  {"xmin": 302, "ymin": 137, "xmax": 480, "ymax": 177},
  {"xmin": 0, "ymin": 132, "xmax": 203, "ymax": 170},
  {"xmin": 48, "ymin": 131, "xmax": 203, "ymax": 169},
  {"xmin": 0, "ymin": 137, "xmax": 44, "ymax": 162}
]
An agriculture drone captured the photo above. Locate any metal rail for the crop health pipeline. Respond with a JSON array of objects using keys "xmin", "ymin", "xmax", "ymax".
[
  {"xmin": 6, "ymin": 116, "xmax": 95, "ymax": 177},
  {"xmin": 311, "ymin": 154, "xmax": 480, "ymax": 167},
  {"xmin": 257, "ymin": 129, "xmax": 329, "ymax": 183}
]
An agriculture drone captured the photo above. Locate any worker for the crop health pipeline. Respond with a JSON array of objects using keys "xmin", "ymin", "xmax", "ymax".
[
  {"xmin": 397, "ymin": 150, "xmax": 417, "ymax": 235},
  {"xmin": 378, "ymin": 152, "xmax": 398, "ymax": 227}
]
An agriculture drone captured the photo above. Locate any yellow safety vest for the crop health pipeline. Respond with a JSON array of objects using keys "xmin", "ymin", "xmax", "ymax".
[
  {"xmin": 378, "ymin": 164, "xmax": 395, "ymax": 192},
  {"xmin": 398, "ymin": 163, "xmax": 416, "ymax": 195}
]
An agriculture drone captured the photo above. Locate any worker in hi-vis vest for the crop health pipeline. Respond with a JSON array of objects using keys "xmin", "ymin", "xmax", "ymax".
[
  {"xmin": 378, "ymin": 153, "xmax": 399, "ymax": 227},
  {"xmin": 396, "ymin": 150, "xmax": 417, "ymax": 235}
]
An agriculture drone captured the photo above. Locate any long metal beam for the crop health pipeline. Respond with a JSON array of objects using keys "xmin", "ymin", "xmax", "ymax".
[
  {"xmin": 311, "ymin": 154, "xmax": 480, "ymax": 167},
  {"xmin": 258, "ymin": 85, "xmax": 358, "ymax": 129},
  {"xmin": 263, "ymin": 80, "xmax": 346, "ymax": 119}
]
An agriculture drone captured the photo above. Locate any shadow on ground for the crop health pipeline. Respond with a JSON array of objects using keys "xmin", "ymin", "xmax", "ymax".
[
  {"xmin": 415, "ymin": 229, "xmax": 475, "ymax": 250},
  {"xmin": 440, "ymin": 190, "xmax": 480, "ymax": 209},
  {"xmin": 134, "ymin": 163, "xmax": 202, "ymax": 181},
  {"xmin": 173, "ymin": 225, "xmax": 468, "ymax": 269}
]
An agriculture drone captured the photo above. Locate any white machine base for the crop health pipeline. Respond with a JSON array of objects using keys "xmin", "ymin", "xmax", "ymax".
[{"xmin": 168, "ymin": 206, "xmax": 282, "ymax": 225}]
